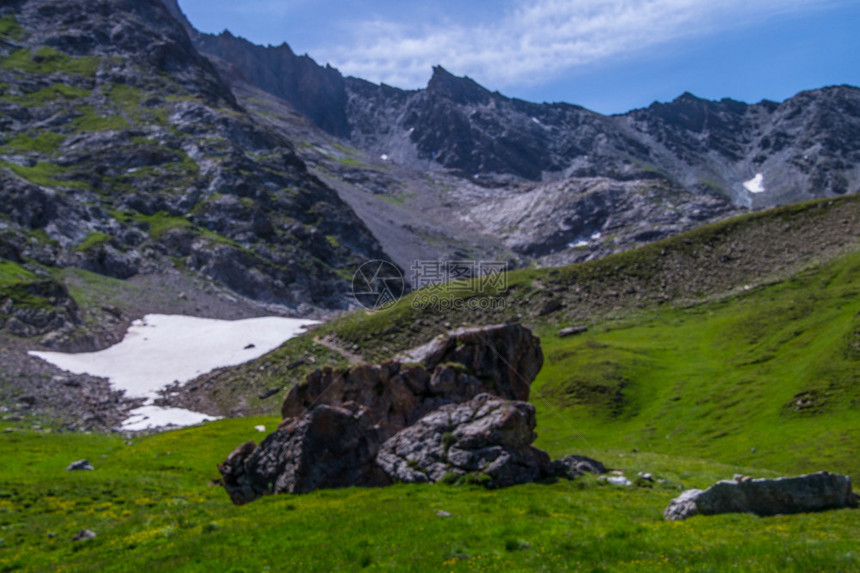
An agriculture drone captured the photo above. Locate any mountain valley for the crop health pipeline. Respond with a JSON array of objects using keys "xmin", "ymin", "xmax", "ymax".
[{"xmin": 0, "ymin": 1, "xmax": 859, "ymax": 570}]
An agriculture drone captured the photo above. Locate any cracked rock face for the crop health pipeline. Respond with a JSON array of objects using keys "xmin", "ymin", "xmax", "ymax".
[
  {"xmin": 376, "ymin": 393, "xmax": 551, "ymax": 488},
  {"xmin": 218, "ymin": 402, "xmax": 389, "ymax": 504},
  {"xmin": 281, "ymin": 322, "xmax": 544, "ymax": 433}
]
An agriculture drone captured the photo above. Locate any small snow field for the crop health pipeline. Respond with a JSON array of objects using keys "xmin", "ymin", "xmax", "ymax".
[
  {"xmin": 121, "ymin": 405, "xmax": 219, "ymax": 431},
  {"xmin": 744, "ymin": 173, "xmax": 766, "ymax": 193},
  {"xmin": 567, "ymin": 239, "xmax": 589, "ymax": 248},
  {"xmin": 30, "ymin": 314, "xmax": 317, "ymax": 430}
]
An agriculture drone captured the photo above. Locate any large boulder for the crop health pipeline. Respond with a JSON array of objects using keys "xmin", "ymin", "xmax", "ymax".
[
  {"xmin": 280, "ymin": 362, "xmax": 435, "ymax": 436},
  {"xmin": 218, "ymin": 402, "xmax": 390, "ymax": 505},
  {"xmin": 396, "ymin": 323, "xmax": 544, "ymax": 402},
  {"xmin": 280, "ymin": 323, "xmax": 544, "ymax": 435},
  {"xmin": 376, "ymin": 393, "xmax": 551, "ymax": 487},
  {"xmin": 219, "ymin": 324, "xmax": 599, "ymax": 504},
  {"xmin": 664, "ymin": 472, "xmax": 858, "ymax": 521}
]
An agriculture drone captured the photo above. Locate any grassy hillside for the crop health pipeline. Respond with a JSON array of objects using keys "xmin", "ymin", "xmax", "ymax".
[
  {"xmin": 3, "ymin": 195, "xmax": 859, "ymax": 571},
  {"xmin": 188, "ymin": 193, "xmax": 860, "ymax": 417},
  {"xmin": 531, "ymin": 246, "xmax": 860, "ymax": 478},
  {"xmin": 168, "ymin": 194, "xmax": 860, "ymax": 479},
  {"xmin": 2, "ymin": 418, "xmax": 858, "ymax": 572}
]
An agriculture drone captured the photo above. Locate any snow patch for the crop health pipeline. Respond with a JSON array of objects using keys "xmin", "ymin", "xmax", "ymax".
[
  {"xmin": 743, "ymin": 173, "xmax": 765, "ymax": 193},
  {"xmin": 121, "ymin": 405, "xmax": 218, "ymax": 431},
  {"xmin": 531, "ymin": 117, "xmax": 541, "ymax": 124},
  {"xmin": 30, "ymin": 314, "xmax": 317, "ymax": 430},
  {"xmin": 566, "ymin": 231, "xmax": 602, "ymax": 249}
]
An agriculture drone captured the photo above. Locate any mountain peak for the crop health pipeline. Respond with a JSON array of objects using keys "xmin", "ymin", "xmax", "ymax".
[
  {"xmin": 159, "ymin": 0, "xmax": 197, "ymax": 39},
  {"xmin": 674, "ymin": 91, "xmax": 703, "ymax": 104},
  {"xmin": 429, "ymin": 65, "xmax": 456, "ymax": 82},
  {"xmin": 426, "ymin": 65, "xmax": 491, "ymax": 105}
]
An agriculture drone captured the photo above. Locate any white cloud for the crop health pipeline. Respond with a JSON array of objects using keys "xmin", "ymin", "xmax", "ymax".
[
  {"xmin": 229, "ymin": 0, "xmax": 308, "ymax": 17},
  {"xmin": 315, "ymin": 0, "xmax": 837, "ymax": 90}
]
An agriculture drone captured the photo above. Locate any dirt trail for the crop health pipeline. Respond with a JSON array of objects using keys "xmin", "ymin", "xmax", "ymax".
[{"xmin": 314, "ymin": 336, "xmax": 365, "ymax": 365}]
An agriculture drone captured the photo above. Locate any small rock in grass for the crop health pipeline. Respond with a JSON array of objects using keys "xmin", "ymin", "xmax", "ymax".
[
  {"xmin": 254, "ymin": 425, "xmax": 266, "ymax": 433},
  {"xmin": 558, "ymin": 326, "xmax": 588, "ymax": 337},
  {"xmin": 257, "ymin": 387, "xmax": 282, "ymax": 400},
  {"xmin": 72, "ymin": 530, "xmax": 96, "ymax": 542},
  {"xmin": 436, "ymin": 510, "xmax": 452, "ymax": 518},
  {"xmin": 550, "ymin": 454, "xmax": 606, "ymax": 479},
  {"xmin": 66, "ymin": 459, "xmax": 94, "ymax": 471},
  {"xmin": 606, "ymin": 476, "xmax": 633, "ymax": 486},
  {"xmin": 538, "ymin": 298, "xmax": 563, "ymax": 316}
]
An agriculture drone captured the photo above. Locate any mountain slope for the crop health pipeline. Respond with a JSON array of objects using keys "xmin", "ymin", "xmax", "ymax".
[
  {"xmin": 175, "ymin": 12, "xmax": 860, "ymax": 206},
  {"xmin": 173, "ymin": 2, "xmax": 860, "ymax": 269},
  {"xmin": 345, "ymin": 70, "xmax": 860, "ymax": 206},
  {"xmin": 195, "ymin": 31, "xmax": 350, "ymax": 138},
  {"xmin": 154, "ymin": 196, "xmax": 860, "ymax": 491},
  {"xmin": 0, "ymin": 0, "xmax": 393, "ymax": 340},
  {"xmin": 622, "ymin": 87, "xmax": 860, "ymax": 206},
  {"xmin": 167, "ymin": 194, "xmax": 860, "ymax": 475}
]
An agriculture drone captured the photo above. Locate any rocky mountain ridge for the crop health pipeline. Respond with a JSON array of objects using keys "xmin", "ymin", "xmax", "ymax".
[
  {"xmin": 0, "ymin": 0, "xmax": 394, "ymax": 344},
  {"xmin": 168, "ymin": 0, "xmax": 859, "ymax": 269},
  {"xmin": 174, "ymin": 3, "xmax": 860, "ymax": 205},
  {"xmin": 2, "ymin": 0, "xmax": 858, "ymax": 363}
]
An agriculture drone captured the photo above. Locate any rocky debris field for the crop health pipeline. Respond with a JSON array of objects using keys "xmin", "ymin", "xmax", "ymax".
[
  {"xmin": 0, "ymin": 0, "xmax": 391, "ymax": 328},
  {"xmin": 0, "ymin": 334, "xmax": 143, "ymax": 432}
]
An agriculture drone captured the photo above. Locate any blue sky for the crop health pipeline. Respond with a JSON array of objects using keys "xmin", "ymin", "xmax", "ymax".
[{"xmin": 176, "ymin": 0, "xmax": 860, "ymax": 114}]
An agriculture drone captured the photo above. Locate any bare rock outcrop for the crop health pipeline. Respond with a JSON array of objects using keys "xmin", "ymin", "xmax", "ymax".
[
  {"xmin": 280, "ymin": 323, "xmax": 543, "ymax": 434},
  {"xmin": 219, "ymin": 402, "xmax": 389, "ymax": 504},
  {"xmin": 376, "ymin": 393, "xmax": 551, "ymax": 487},
  {"xmin": 664, "ymin": 472, "xmax": 858, "ymax": 521},
  {"xmin": 549, "ymin": 454, "xmax": 607, "ymax": 479},
  {"xmin": 219, "ymin": 324, "xmax": 586, "ymax": 505}
]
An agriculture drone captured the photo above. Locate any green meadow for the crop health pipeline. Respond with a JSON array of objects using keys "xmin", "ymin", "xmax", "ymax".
[{"xmin": 1, "ymin": 417, "xmax": 857, "ymax": 572}]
